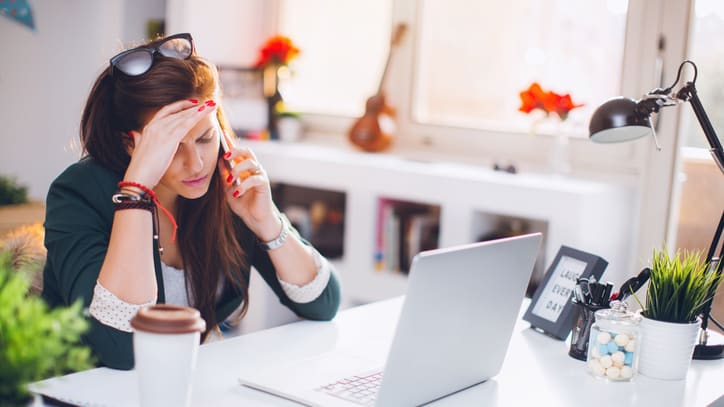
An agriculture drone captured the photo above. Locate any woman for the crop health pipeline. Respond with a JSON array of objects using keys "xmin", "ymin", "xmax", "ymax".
[{"xmin": 41, "ymin": 33, "xmax": 341, "ymax": 370}]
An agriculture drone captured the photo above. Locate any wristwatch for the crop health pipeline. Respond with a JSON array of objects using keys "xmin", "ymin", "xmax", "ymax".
[{"xmin": 259, "ymin": 214, "xmax": 289, "ymax": 251}]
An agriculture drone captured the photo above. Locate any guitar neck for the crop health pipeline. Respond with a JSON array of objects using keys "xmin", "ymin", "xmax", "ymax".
[
  {"xmin": 375, "ymin": 23, "xmax": 407, "ymax": 96},
  {"xmin": 376, "ymin": 50, "xmax": 394, "ymax": 95}
]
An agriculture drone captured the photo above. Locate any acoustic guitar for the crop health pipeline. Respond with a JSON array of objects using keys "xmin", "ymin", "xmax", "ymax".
[{"xmin": 348, "ymin": 23, "xmax": 408, "ymax": 152}]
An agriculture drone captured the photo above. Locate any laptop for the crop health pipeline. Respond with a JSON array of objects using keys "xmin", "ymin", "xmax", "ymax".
[{"xmin": 239, "ymin": 233, "xmax": 542, "ymax": 406}]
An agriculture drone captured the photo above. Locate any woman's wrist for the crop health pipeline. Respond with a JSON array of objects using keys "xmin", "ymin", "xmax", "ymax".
[
  {"xmin": 255, "ymin": 215, "xmax": 284, "ymax": 243},
  {"xmin": 123, "ymin": 164, "xmax": 158, "ymax": 191}
]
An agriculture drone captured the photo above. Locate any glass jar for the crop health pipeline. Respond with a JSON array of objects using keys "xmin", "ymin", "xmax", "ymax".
[{"xmin": 586, "ymin": 300, "xmax": 641, "ymax": 381}]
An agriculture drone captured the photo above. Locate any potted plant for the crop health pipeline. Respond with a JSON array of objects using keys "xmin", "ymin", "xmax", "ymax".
[
  {"xmin": 277, "ymin": 109, "xmax": 303, "ymax": 143},
  {"xmin": 0, "ymin": 247, "xmax": 94, "ymax": 405},
  {"xmin": 635, "ymin": 248, "xmax": 723, "ymax": 380}
]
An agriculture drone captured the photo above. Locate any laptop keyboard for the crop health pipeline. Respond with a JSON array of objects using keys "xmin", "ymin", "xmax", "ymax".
[{"xmin": 314, "ymin": 370, "xmax": 383, "ymax": 406}]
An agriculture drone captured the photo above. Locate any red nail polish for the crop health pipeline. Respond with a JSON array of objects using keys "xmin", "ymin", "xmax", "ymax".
[
  {"xmin": 223, "ymin": 151, "xmax": 232, "ymax": 159},
  {"xmin": 226, "ymin": 174, "xmax": 234, "ymax": 183},
  {"xmin": 205, "ymin": 99, "xmax": 215, "ymax": 106},
  {"xmin": 189, "ymin": 99, "xmax": 199, "ymax": 104},
  {"xmin": 197, "ymin": 105, "xmax": 206, "ymax": 112},
  {"xmin": 233, "ymin": 190, "xmax": 240, "ymax": 198},
  {"xmin": 128, "ymin": 131, "xmax": 135, "ymax": 138}
]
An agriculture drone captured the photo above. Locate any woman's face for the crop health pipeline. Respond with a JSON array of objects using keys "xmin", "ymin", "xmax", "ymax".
[{"xmin": 156, "ymin": 114, "xmax": 220, "ymax": 200}]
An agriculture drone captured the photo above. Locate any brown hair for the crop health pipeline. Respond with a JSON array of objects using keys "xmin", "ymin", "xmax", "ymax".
[{"xmin": 80, "ymin": 38, "xmax": 248, "ymax": 340}]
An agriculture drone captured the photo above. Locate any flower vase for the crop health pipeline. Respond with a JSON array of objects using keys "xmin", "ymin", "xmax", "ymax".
[
  {"xmin": 263, "ymin": 65, "xmax": 282, "ymax": 140},
  {"xmin": 549, "ymin": 129, "xmax": 571, "ymax": 176}
]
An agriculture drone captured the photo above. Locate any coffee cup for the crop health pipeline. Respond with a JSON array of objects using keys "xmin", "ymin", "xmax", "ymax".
[{"xmin": 131, "ymin": 304, "xmax": 206, "ymax": 407}]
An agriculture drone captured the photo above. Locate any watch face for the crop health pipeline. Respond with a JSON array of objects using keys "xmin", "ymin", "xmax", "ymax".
[{"xmin": 530, "ymin": 255, "xmax": 587, "ymax": 323}]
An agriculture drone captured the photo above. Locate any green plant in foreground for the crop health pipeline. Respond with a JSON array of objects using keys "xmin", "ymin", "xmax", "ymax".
[
  {"xmin": 643, "ymin": 248, "xmax": 723, "ymax": 323},
  {"xmin": 0, "ymin": 252, "xmax": 94, "ymax": 406}
]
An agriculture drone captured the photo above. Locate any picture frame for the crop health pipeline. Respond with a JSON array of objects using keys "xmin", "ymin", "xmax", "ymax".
[
  {"xmin": 522, "ymin": 245, "xmax": 608, "ymax": 340},
  {"xmin": 217, "ymin": 66, "xmax": 268, "ymax": 134}
]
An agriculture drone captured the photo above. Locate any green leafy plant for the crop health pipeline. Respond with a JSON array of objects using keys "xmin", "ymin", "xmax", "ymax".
[
  {"xmin": 640, "ymin": 248, "xmax": 723, "ymax": 323},
  {"xmin": 0, "ymin": 251, "xmax": 94, "ymax": 406},
  {"xmin": 0, "ymin": 175, "xmax": 29, "ymax": 206}
]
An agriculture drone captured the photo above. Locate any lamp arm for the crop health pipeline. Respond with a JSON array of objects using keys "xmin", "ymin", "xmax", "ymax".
[
  {"xmin": 700, "ymin": 211, "xmax": 724, "ymax": 334},
  {"xmin": 674, "ymin": 78, "xmax": 724, "ymax": 350},
  {"xmin": 676, "ymin": 82, "xmax": 724, "ymax": 174}
]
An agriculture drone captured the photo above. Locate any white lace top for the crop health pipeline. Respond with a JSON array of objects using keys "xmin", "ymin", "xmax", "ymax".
[{"xmin": 89, "ymin": 247, "xmax": 332, "ymax": 332}]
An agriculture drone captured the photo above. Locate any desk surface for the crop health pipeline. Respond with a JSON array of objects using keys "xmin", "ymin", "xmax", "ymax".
[{"xmin": 31, "ymin": 298, "xmax": 724, "ymax": 407}]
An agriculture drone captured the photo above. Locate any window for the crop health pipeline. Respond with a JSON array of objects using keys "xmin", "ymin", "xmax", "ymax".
[
  {"xmin": 672, "ymin": 0, "xmax": 724, "ymax": 258},
  {"xmin": 413, "ymin": 0, "xmax": 628, "ymax": 136},
  {"xmin": 278, "ymin": 0, "xmax": 629, "ymax": 139},
  {"xmin": 679, "ymin": 0, "xmax": 724, "ymax": 149}
]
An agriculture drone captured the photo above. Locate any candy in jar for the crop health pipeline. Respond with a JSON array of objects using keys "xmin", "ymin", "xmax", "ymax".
[{"xmin": 586, "ymin": 300, "xmax": 641, "ymax": 381}]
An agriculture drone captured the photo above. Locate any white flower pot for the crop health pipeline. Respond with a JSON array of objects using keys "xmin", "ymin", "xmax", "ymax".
[
  {"xmin": 638, "ymin": 316, "xmax": 700, "ymax": 380},
  {"xmin": 278, "ymin": 116, "xmax": 303, "ymax": 142}
]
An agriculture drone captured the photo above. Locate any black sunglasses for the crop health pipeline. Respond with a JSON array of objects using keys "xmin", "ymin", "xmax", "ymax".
[{"xmin": 110, "ymin": 33, "xmax": 194, "ymax": 77}]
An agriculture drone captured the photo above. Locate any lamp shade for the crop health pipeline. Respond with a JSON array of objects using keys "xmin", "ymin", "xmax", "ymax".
[{"xmin": 589, "ymin": 97, "xmax": 652, "ymax": 143}]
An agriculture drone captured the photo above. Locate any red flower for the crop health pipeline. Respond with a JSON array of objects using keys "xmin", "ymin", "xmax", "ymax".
[
  {"xmin": 518, "ymin": 82, "xmax": 583, "ymax": 121},
  {"xmin": 254, "ymin": 35, "xmax": 300, "ymax": 68},
  {"xmin": 518, "ymin": 82, "xmax": 549, "ymax": 114}
]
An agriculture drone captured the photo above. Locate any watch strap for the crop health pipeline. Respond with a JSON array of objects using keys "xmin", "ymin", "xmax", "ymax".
[{"xmin": 259, "ymin": 214, "xmax": 289, "ymax": 251}]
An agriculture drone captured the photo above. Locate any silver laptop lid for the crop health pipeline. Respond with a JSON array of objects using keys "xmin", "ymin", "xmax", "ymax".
[{"xmin": 376, "ymin": 233, "xmax": 542, "ymax": 407}]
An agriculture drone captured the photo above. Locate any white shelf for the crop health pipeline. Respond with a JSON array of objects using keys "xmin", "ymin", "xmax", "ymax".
[{"xmin": 249, "ymin": 140, "xmax": 636, "ymax": 304}]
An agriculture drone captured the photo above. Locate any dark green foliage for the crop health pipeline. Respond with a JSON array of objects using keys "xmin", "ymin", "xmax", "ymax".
[
  {"xmin": 0, "ymin": 176, "xmax": 28, "ymax": 206},
  {"xmin": 0, "ymin": 252, "xmax": 94, "ymax": 406}
]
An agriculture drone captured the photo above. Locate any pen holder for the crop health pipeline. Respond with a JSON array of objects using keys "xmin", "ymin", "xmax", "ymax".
[{"xmin": 568, "ymin": 299, "xmax": 608, "ymax": 361}]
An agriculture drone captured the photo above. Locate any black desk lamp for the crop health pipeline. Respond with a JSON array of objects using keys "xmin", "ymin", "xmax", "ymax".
[{"xmin": 588, "ymin": 60, "xmax": 724, "ymax": 360}]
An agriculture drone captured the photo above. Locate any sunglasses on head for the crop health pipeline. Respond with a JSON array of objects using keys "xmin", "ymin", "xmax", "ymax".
[{"xmin": 110, "ymin": 33, "xmax": 194, "ymax": 77}]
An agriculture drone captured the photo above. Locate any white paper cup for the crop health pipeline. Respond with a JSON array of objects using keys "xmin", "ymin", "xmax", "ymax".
[{"xmin": 131, "ymin": 305, "xmax": 206, "ymax": 407}]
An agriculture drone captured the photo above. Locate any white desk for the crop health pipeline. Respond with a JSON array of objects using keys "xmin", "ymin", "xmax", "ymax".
[{"xmin": 31, "ymin": 298, "xmax": 724, "ymax": 406}]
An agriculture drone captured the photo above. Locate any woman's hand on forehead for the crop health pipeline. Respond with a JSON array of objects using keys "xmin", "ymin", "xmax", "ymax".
[{"xmin": 124, "ymin": 99, "xmax": 217, "ymax": 188}]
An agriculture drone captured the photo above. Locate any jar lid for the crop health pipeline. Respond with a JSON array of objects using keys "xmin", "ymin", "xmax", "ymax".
[
  {"xmin": 594, "ymin": 300, "xmax": 642, "ymax": 324},
  {"xmin": 131, "ymin": 304, "xmax": 206, "ymax": 334}
]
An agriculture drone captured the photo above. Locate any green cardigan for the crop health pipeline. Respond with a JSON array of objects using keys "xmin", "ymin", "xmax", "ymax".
[{"xmin": 42, "ymin": 157, "xmax": 340, "ymax": 370}]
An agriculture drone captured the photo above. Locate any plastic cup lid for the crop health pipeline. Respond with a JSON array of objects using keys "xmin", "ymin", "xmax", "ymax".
[{"xmin": 131, "ymin": 304, "xmax": 206, "ymax": 334}]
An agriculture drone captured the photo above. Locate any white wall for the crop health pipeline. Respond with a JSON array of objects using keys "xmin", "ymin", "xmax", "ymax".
[
  {"xmin": 0, "ymin": 0, "xmax": 164, "ymax": 201},
  {"xmin": 123, "ymin": 0, "xmax": 166, "ymax": 43},
  {"xmin": 165, "ymin": 0, "xmax": 272, "ymax": 67},
  {"xmin": 0, "ymin": 2, "xmax": 118, "ymax": 200}
]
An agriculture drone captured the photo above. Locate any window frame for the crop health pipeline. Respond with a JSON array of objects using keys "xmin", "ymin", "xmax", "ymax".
[{"xmin": 278, "ymin": 1, "xmax": 674, "ymax": 180}]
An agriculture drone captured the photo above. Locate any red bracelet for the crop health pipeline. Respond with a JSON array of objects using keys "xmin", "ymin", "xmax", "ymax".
[{"xmin": 118, "ymin": 181, "xmax": 178, "ymax": 243}]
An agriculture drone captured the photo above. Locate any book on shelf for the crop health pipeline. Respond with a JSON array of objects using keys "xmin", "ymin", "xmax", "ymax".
[{"xmin": 375, "ymin": 199, "xmax": 440, "ymax": 274}]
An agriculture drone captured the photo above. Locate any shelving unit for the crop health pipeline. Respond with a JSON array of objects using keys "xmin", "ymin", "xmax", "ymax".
[
  {"xmin": 249, "ymin": 140, "xmax": 636, "ymax": 305},
  {"xmin": 271, "ymin": 183, "xmax": 346, "ymax": 259},
  {"xmin": 374, "ymin": 198, "xmax": 440, "ymax": 275},
  {"xmin": 471, "ymin": 211, "xmax": 549, "ymax": 297}
]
